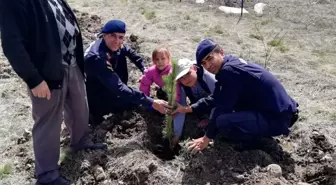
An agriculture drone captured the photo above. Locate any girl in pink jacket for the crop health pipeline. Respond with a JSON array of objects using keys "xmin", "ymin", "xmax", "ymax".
[{"xmin": 139, "ymin": 46, "xmax": 180, "ymax": 101}]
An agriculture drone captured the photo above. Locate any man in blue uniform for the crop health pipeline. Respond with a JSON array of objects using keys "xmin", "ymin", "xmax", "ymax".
[
  {"xmin": 84, "ymin": 20, "xmax": 170, "ymax": 125},
  {"xmin": 85, "ymin": 20, "xmax": 146, "ymax": 85},
  {"xmin": 173, "ymin": 39, "xmax": 299, "ymax": 152}
]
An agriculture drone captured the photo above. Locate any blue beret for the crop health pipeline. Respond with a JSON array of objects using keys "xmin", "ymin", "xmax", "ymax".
[
  {"xmin": 196, "ymin": 39, "xmax": 217, "ymax": 66},
  {"xmin": 101, "ymin": 20, "xmax": 126, "ymax": 34}
]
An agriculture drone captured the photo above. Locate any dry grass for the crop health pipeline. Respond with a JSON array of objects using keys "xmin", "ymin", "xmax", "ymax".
[{"xmin": 141, "ymin": 8, "xmax": 156, "ymax": 20}]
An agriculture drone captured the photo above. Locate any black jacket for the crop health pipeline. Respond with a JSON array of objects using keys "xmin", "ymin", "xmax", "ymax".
[{"xmin": 0, "ymin": 0, "xmax": 85, "ymax": 90}]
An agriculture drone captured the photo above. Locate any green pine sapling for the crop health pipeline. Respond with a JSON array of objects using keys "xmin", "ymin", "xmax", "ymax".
[{"xmin": 162, "ymin": 59, "xmax": 178, "ymax": 148}]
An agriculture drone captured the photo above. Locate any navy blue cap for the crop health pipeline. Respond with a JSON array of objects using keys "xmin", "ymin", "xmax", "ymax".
[
  {"xmin": 196, "ymin": 39, "xmax": 217, "ymax": 66},
  {"xmin": 101, "ymin": 20, "xmax": 126, "ymax": 34}
]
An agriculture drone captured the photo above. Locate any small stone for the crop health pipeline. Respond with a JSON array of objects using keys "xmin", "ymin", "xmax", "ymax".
[
  {"xmin": 259, "ymin": 167, "xmax": 267, "ymax": 172},
  {"xmin": 312, "ymin": 130, "xmax": 320, "ymax": 136},
  {"xmin": 0, "ymin": 74, "xmax": 10, "ymax": 79},
  {"xmin": 254, "ymin": 3, "xmax": 267, "ymax": 16},
  {"xmin": 148, "ymin": 163, "xmax": 157, "ymax": 172},
  {"xmin": 118, "ymin": 181, "xmax": 125, "ymax": 185},
  {"xmin": 216, "ymin": 160, "xmax": 222, "ymax": 164},
  {"xmin": 94, "ymin": 166, "xmax": 106, "ymax": 181},
  {"xmin": 80, "ymin": 160, "xmax": 91, "ymax": 171},
  {"xmin": 110, "ymin": 172, "xmax": 118, "ymax": 179},
  {"xmin": 17, "ymin": 138, "xmax": 27, "ymax": 144},
  {"xmin": 297, "ymin": 182, "xmax": 311, "ymax": 185},
  {"xmin": 317, "ymin": 150, "xmax": 324, "ymax": 157},
  {"xmin": 317, "ymin": 0, "xmax": 331, "ymax": 4},
  {"xmin": 196, "ymin": 0, "xmax": 205, "ymax": 3},
  {"xmin": 90, "ymin": 15, "xmax": 100, "ymax": 21},
  {"xmin": 232, "ymin": 173, "xmax": 245, "ymax": 183},
  {"xmin": 255, "ymin": 165, "xmax": 261, "ymax": 172},
  {"xmin": 13, "ymin": 161, "xmax": 19, "ymax": 166},
  {"xmin": 267, "ymin": 164, "xmax": 282, "ymax": 178},
  {"xmin": 23, "ymin": 129, "xmax": 32, "ymax": 140},
  {"xmin": 17, "ymin": 151, "xmax": 26, "ymax": 157},
  {"xmin": 129, "ymin": 34, "xmax": 138, "ymax": 42},
  {"xmin": 26, "ymin": 164, "xmax": 32, "ymax": 170},
  {"xmin": 321, "ymin": 154, "xmax": 333, "ymax": 162},
  {"xmin": 220, "ymin": 170, "xmax": 224, "ymax": 176},
  {"xmin": 101, "ymin": 180, "xmax": 112, "ymax": 185}
]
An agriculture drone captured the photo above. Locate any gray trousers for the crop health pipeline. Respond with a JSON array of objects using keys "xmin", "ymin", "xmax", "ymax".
[{"xmin": 28, "ymin": 65, "xmax": 89, "ymax": 183}]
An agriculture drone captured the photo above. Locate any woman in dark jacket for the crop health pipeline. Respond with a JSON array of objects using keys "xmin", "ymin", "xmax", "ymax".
[{"xmin": 0, "ymin": 0, "xmax": 106, "ymax": 184}]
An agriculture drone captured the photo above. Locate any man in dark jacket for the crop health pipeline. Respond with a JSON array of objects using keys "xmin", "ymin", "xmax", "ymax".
[
  {"xmin": 173, "ymin": 39, "xmax": 299, "ymax": 152},
  {"xmin": 84, "ymin": 20, "xmax": 171, "ymax": 125},
  {"xmin": 84, "ymin": 20, "xmax": 146, "ymax": 85},
  {"xmin": 0, "ymin": 0, "xmax": 105, "ymax": 184}
]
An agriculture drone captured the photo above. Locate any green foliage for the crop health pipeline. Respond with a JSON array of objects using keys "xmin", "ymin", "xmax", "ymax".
[
  {"xmin": 253, "ymin": 24, "xmax": 287, "ymax": 69},
  {"xmin": 267, "ymin": 39, "xmax": 289, "ymax": 53},
  {"xmin": 261, "ymin": 19, "xmax": 273, "ymax": 26},
  {"xmin": 184, "ymin": 14, "xmax": 191, "ymax": 20},
  {"xmin": 213, "ymin": 25, "xmax": 224, "ymax": 35},
  {"xmin": 141, "ymin": 8, "xmax": 156, "ymax": 20},
  {"xmin": 162, "ymin": 60, "xmax": 178, "ymax": 148},
  {"xmin": 249, "ymin": 33, "xmax": 263, "ymax": 40},
  {"xmin": 0, "ymin": 163, "xmax": 12, "ymax": 179},
  {"xmin": 267, "ymin": 39, "xmax": 283, "ymax": 47}
]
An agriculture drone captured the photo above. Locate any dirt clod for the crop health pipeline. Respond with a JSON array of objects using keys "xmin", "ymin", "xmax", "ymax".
[
  {"xmin": 267, "ymin": 164, "xmax": 283, "ymax": 178},
  {"xmin": 93, "ymin": 166, "xmax": 106, "ymax": 181}
]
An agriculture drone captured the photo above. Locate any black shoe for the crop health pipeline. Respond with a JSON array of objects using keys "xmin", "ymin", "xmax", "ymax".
[
  {"xmin": 89, "ymin": 113, "xmax": 104, "ymax": 126},
  {"xmin": 36, "ymin": 176, "xmax": 70, "ymax": 185},
  {"xmin": 71, "ymin": 141, "xmax": 108, "ymax": 152}
]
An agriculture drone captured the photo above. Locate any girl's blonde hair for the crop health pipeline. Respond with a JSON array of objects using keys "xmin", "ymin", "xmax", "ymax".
[{"xmin": 152, "ymin": 46, "xmax": 171, "ymax": 61}]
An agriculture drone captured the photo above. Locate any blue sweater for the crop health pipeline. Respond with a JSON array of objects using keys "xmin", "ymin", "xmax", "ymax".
[{"xmin": 191, "ymin": 55, "xmax": 298, "ymax": 139}]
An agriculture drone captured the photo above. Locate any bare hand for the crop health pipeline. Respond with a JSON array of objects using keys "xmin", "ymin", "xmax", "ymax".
[
  {"xmin": 186, "ymin": 136, "xmax": 210, "ymax": 153},
  {"xmin": 31, "ymin": 81, "xmax": 51, "ymax": 100},
  {"xmin": 152, "ymin": 99, "xmax": 172, "ymax": 114}
]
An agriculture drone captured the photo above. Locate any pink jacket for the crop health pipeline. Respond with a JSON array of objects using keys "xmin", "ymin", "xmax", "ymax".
[{"xmin": 139, "ymin": 65, "xmax": 180, "ymax": 101}]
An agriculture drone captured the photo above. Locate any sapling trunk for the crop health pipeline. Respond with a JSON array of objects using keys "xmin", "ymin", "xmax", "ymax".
[{"xmin": 162, "ymin": 59, "xmax": 178, "ymax": 148}]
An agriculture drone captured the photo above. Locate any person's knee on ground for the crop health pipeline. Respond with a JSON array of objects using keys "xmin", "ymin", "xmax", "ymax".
[{"xmin": 215, "ymin": 111, "xmax": 268, "ymax": 143}]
